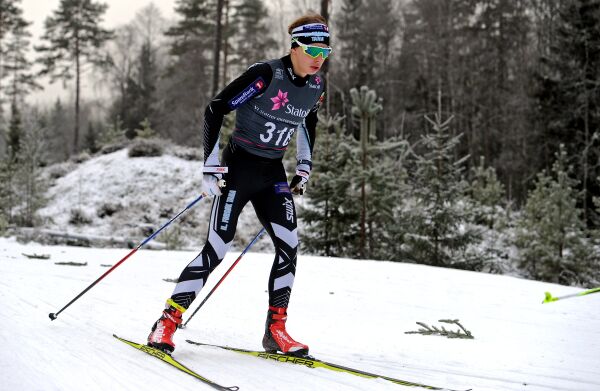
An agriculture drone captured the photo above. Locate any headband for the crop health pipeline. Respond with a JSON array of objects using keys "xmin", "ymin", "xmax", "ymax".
[{"xmin": 291, "ymin": 23, "xmax": 330, "ymax": 46}]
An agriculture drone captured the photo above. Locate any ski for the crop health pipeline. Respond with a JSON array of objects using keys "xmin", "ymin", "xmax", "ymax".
[
  {"xmin": 113, "ymin": 335, "xmax": 238, "ymax": 391},
  {"xmin": 186, "ymin": 339, "xmax": 470, "ymax": 391}
]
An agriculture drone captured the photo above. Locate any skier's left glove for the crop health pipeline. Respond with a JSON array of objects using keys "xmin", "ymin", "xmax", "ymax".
[
  {"xmin": 290, "ymin": 170, "xmax": 309, "ymax": 195},
  {"xmin": 202, "ymin": 166, "xmax": 228, "ymax": 197}
]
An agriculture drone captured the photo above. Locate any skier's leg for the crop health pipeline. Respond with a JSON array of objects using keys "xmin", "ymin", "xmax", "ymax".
[
  {"xmin": 148, "ymin": 185, "xmax": 247, "ymax": 353},
  {"xmin": 251, "ymin": 178, "xmax": 308, "ymax": 355},
  {"xmin": 170, "ymin": 188, "xmax": 244, "ymax": 310}
]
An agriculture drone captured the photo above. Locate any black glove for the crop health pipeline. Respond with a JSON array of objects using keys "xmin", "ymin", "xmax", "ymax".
[{"xmin": 290, "ymin": 170, "xmax": 309, "ymax": 195}]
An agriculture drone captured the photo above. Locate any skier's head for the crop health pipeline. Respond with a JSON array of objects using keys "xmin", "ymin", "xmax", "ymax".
[{"xmin": 288, "ymin": 13, "xmax": 331, "ymax": 76}]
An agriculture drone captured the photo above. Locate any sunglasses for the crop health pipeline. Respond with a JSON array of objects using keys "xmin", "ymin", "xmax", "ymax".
[{"xmin": 293, "ymin": 39, "xmax": 332, "ymax": 59}]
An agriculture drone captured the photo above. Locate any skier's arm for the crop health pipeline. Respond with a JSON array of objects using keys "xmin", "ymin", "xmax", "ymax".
[
  {"xmin": 291, "ymin": 90, "xmax": 325, "ymax": 195},
  {"xmin": 203, "ymin": 63, "xmax": 273, "ymax": 165}
]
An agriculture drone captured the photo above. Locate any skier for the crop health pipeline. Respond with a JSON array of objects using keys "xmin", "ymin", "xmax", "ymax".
[{"xmin": 148, "ymin": 13, "xmax": 331, "ymax": 356}]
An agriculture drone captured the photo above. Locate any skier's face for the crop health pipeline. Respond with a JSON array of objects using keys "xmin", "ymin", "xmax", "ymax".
[{"xmin": 291, "ymin": 42, "xmax": 330, "ymax": 76}]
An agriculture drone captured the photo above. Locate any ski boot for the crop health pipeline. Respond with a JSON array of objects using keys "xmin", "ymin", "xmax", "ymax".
[
  {"xmin": 147, "ymin": 299, "xmax": 185, "ymax": 354},
  {"xmin": 262, "ymin": 306, "xmax": 309, "ymax": 356}
]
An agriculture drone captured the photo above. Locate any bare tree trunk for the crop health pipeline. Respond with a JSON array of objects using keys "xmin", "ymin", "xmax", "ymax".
[
  {"xmin": 222, "ymin": 0, "xmax": 229, "ymax": 86},
  {"xmin": 74, "ymin": 37, "xmax": 81, "ymax": 155},
  {"xmin": 212, "ymin": 0, "xmax": 225, "ymax": 97},
  {"xmin": 360, "ymin": 112, "xmax": 368, "ymax": 259},
  {"xmin": 320, "ymin": 0, "xmax": 331, "ymax": 114}
]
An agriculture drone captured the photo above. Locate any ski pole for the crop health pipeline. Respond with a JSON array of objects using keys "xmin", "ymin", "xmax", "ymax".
[
  {"xmin": 182, "ymin": 227, "xmax": 266, "ymax": 328},
  {"xmin": 542, "ymin": 286, "xmax": 600, "ymax": 304},
  {"xmin": 49, "ymin": 194, "xmax": 205, "ymax": 321}
]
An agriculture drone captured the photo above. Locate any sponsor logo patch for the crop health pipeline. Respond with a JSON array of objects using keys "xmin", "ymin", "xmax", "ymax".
[
  {"xmin": 228, "ymin": 77, "xmax": 265, "ymax": 109},
  {"xmin": 270, "ymin": 89, "xmax": 289, "ymax": 110},
  {"xmin": 274, "ymin": 182, "xmax": 291, "ymax": 194}
]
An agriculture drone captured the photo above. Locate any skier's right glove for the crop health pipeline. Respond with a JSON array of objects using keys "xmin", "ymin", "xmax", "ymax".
[
  {"xmin": 202, "ymin": 166, "xmax": 228, "ymax": 197},
  {"xmin": 290, "ymin": 170, "xmax": 309, "ymax": 195}
]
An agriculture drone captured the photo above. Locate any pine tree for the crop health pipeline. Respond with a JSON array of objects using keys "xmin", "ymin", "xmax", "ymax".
[
  {"xmin": 5, "ymin": 100, "xmax": 21, "ymax": 159},
  {"xmin": 2, "ymin": 5, "xmax": 38, "ymax": 105},
  {"xmin": 45, "ymin": 99, "xmax": 71, "ymax": 162},
  {"xmin": 515, "ymin": 145, "xmax": 597, "ymax": 285},
  {"xmin": 405, "ymin": 93, "xmax": 479, "ymax": 269},
  {"xmin": 84, "ymin": 121, "xmax": 99, "ymax": 153},
  {"xmin": 299, "ymin": 115, "xmax": 362, "ymax": 257},
  {"xmin": 36, "ymin": 0, "xmax": 113, "ymax": 155},
  {"xmin": 14, "ymin": 111, "xmax": 48, "ymax": 226},
  {"xmin": 334, "ymin": 0, "xmax": 403, "ymax": 137},
  {"xmin": 119, "ymin": 41, "xmax": 158, "ymax": 138},
  {"xmin": 0, "ymin": 0, "xmax": 21, "ymax": 107},
  {"xmin": 300, "ymin": 107, "xmax": 411, "ymax": 260},
  {"xmin": 469, "ymin": 156, "xmax": 507, "ymax": 229},
  {"xmin": 161, "ymin": 0, "xmax": 215, "ymax": 143},
  {"xmin": 535, "ymin": 0, "xmax": 600, "ymax": 227},
  {"xmin": 229, "ymin": 0, "xmax": 275, "ymax": 74}
]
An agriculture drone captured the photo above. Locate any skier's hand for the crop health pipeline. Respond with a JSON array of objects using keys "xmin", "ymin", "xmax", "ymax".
[
  {"xmin": 290, "ymin": 170, "xmax": 309, "ymax": 195},
  {"xmin": 202, "ymin": 166, "xmax": 228, "ymax": 197}
]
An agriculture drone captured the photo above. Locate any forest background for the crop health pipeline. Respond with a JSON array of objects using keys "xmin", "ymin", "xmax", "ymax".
[{"xmin": 1, "ymin": 0, "xmax": 599, "ymax": 288}]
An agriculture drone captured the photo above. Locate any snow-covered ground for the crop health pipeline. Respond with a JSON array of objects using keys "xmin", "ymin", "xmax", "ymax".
[
  {"xmin": 1, "ymin": 236, "xmax": 599, "ymax": 391},
  {"xmin": 37, "ymin": 147, "xmax": 266, "ymax": 251}
]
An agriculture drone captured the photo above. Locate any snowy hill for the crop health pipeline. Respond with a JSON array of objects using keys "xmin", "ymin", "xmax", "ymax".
[
  {"xmin": 36, "ymin": 146, "xmax": 266, "ymax": 251},
  {"xmin": 1, "ymin": 237, "xmax": 599, "ymax": 391}
]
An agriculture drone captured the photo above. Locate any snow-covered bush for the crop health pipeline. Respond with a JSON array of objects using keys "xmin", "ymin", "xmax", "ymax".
[
  {"xmin": 69, "ymin": 208, "xmax": 93, "ymax": 226},
  {"xmin": 128, "ymin": 139, "xmax": 164, "ymax": 157}
]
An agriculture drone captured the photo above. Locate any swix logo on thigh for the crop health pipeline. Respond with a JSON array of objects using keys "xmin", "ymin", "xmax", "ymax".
[
  {"xmin": 220, "ymin": 190, "xmax": 237, "ymax": 231},
  {"xmin": 283, "ymin": 197, "xmax": 294, "ymax": 223}
]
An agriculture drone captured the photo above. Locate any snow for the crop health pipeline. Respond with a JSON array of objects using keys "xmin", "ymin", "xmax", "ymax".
[
  {"xmin": 3, "ymin": 146, "xmax": 599, "ymax": 390},
  {"xmin": 38, "ymin": 147, "xmax": 266, "ymax": 251},
  {"xmin": 1, "ymin": 236, "xmax": 599, "ymax": 391}
]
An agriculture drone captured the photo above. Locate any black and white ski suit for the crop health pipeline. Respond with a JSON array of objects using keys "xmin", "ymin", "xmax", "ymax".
[{"xmin": 170, "ymin": 55, "xmax": 325, "ymax": 310}]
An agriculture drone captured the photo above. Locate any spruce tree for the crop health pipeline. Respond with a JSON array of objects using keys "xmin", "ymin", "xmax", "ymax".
[
  {"xmin": 14, "ymin": 112, "xmax": 48, "ymax": 227},
  {"xmin": 299, "ymin": 115, "xmax": 362, "ymax": 257},
  {"xmin": 2, "ymin": 4, "xmax": 38, "ymax": 105},
  {"xmin": 229, "ymin": 0, "xmax": 275, "ymax": 73},
  {"xmin": 535, "ymin": 0, "xmax": 600, "ymax": 227},
  {"xmin": 469, "ymin": 156, "xmax": 507, "ymax": 229},
  {"xmin": 6, "ymin": 100, "xmax": 21, "ymax": 159},
  {"xmin": 36, "ymin": 0, "xmax": 113, "ymax": 155},
  {"xmin": 515, "ymin": 145, "xmax": 597, "ymax": 285},
  {"xmin": 0, "ymin": 0, "xmax": 20, "ymax": 104},
  {"xmin": 161, "ymin": 0, "xmax": 215, "ymax": 143},
  {"xmin": 45, "ymin": 99, "xmax": 71, "ymax": 162},
  {"xmin": 405, "ymin": 95, "xmax": 479, "ymax": 269}
]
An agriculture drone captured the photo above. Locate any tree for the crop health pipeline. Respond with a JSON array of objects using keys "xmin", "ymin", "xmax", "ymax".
[
  {"xmin": 15, "ymin": 111, "xmax": 48, "ymax": 226},
  {"xmin": 0, "ymin": 0, "xmax": 20, "ymax": 107},
  {"xmin": 228, "ymin": 0, "xmax": 275, "ymax": 75},
  {"xmin": 45, "ymin": 99, "xmax": 71, "ymax": 162},
  {"xmin": 2, "ymin": 6, "xmax": 38, "ymax": 106},
  {"xmin": 404, "ymin": 93, "xmax": 479, "ymax": 269},
  {"xmin": 300, "ymin": 115, "xmax": 362, "ymax": 257},
  {"xmin": 334, "ymin": 0, "xmax": 403, "ymax": 137},
  {"xmin": 515, "ymin": 145, "xmax": 597, "ymax": 285},
  {"xmin": 5, "ymin": 100, "xmax": 22, "ymax": 159},
  {"xmin": 36, "ymin": 0, "xmax": 113, "ymax": 155},
  {"xmin": 350, "ymin": 85, "xmax": 382, "ymax": 257},
  {"xmin": 535, "ymin": 0, "xmax": 600, "ymax": 227},
  {"xmin": 106, "ymin": 4, "xmax": 168, "ymax": 140},
  {"xmin": 160, "ymin": 0, "xmax": 215, "ymax": 144}
]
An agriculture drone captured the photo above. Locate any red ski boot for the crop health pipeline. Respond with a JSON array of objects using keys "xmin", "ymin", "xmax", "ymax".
[
  {"xmin": 262, "ymin": 306, "xmax": 309, "ymax": 356},
  {"xmin": 147, "ymin": 301, "xmax": 184, "ymax": 354}
]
